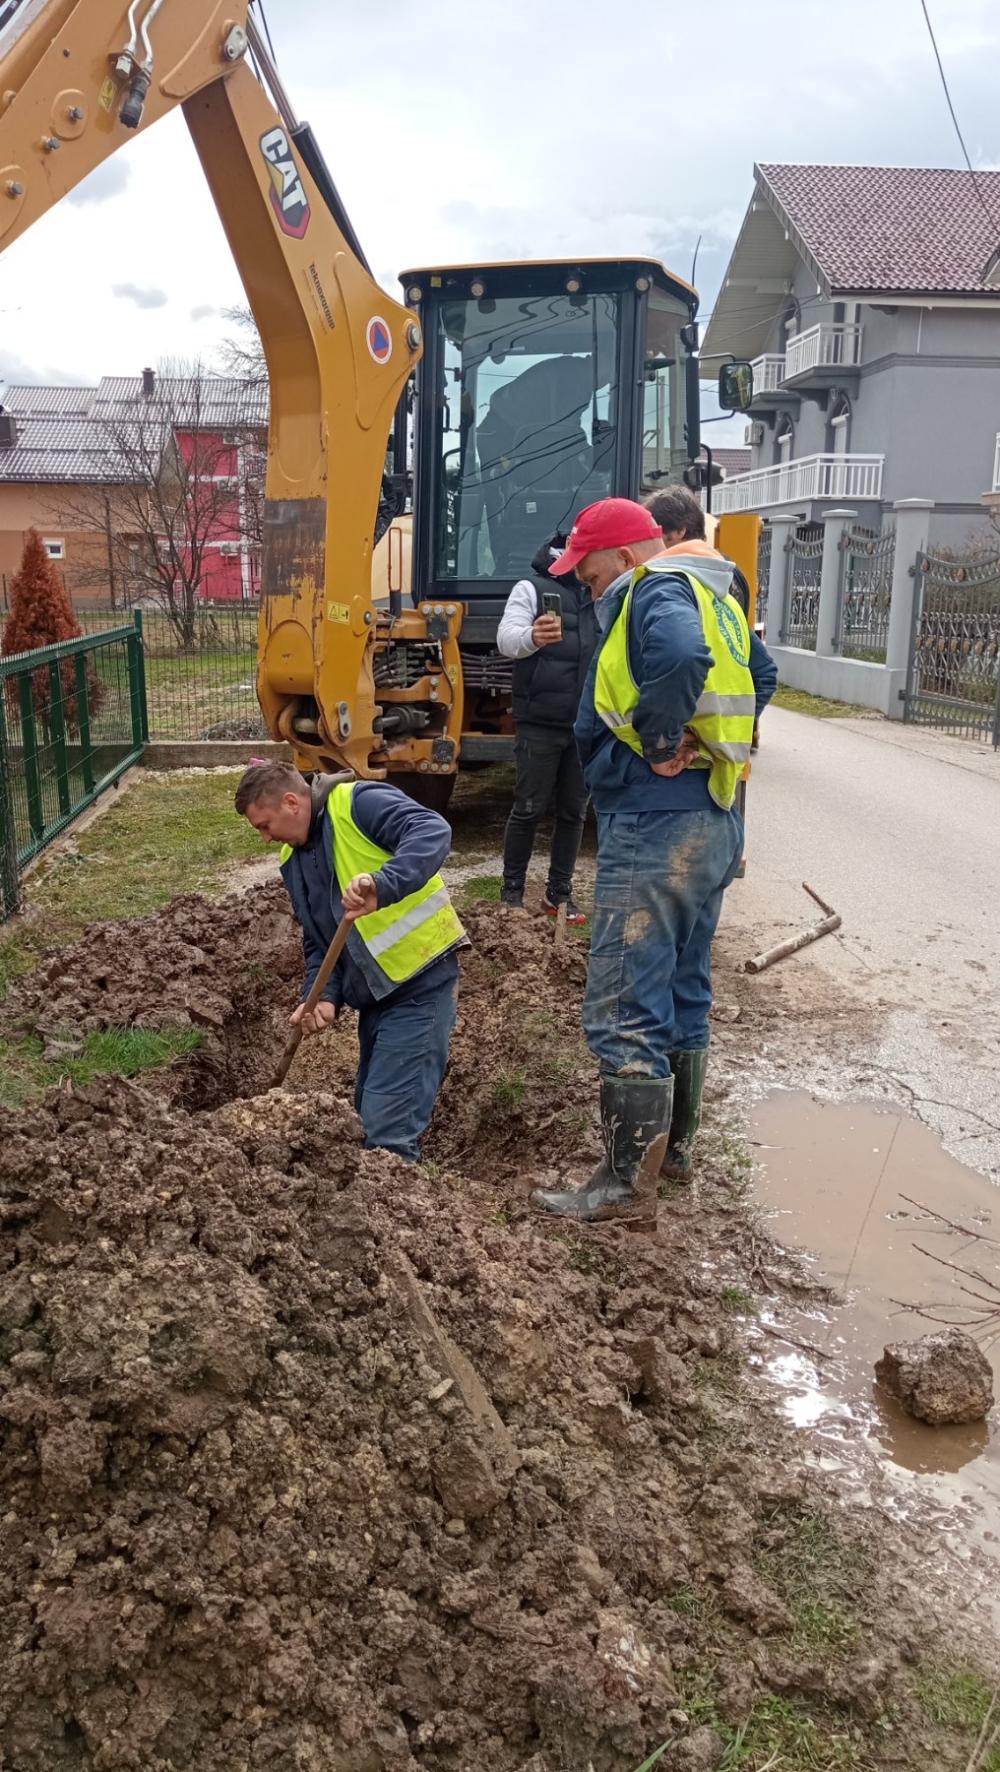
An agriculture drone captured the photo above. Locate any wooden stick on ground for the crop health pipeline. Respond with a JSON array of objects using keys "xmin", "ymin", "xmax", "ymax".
[
  {"xmin": 272, "ymin": 913, "xmax": 351, "ymax": 1087},
  {"xmin": 744, "ymin": 880, "xmax": 842, "ymax": 975}
]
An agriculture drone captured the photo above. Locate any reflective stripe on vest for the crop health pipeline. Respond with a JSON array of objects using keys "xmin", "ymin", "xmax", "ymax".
[
  {"xmin": 280, "ymin": 784, "xmax": 464, "ymax": 985},
  {"xmin": 328, "ymin": 783, "xmax": 463, "ymax": 983},
  {"xmin": 593, "ymin": 567, "xmax": 756, "ymax": 810}
]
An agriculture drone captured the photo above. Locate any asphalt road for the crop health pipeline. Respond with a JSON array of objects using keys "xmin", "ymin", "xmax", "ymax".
[{"xmin": 725, "ymin": 707, "xmax": 1000, "ymax": 1179}]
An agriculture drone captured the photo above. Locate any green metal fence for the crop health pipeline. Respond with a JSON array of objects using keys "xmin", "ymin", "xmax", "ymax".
[
  {"xmin": 0, "ymin": 617, "xmax": 147, "ymax": 919},
  {"xmin": 75, "ymin": 604, "xmax": 261, "ymax": 741}
]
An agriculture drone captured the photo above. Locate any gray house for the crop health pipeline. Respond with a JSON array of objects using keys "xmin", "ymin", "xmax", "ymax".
[{"xmin": 704, "ymin": 163, "xmax": 1000, "ymax": 543}]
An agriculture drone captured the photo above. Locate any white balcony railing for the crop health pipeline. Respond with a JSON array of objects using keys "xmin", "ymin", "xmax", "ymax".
[
  {"xmin": 993, "ymin": 431, "xmax": 1000, "ymax": 491},
  {"xmin": 749, "ymin": 353, "xmax": 785, "ymax": 395},
  {"xmin": 712, "ymin": 453, "xmax": 884, "ymax": 514},
  {"xmin": 784, "ymin": 323, "xmax": 863, "ymax": 380}
]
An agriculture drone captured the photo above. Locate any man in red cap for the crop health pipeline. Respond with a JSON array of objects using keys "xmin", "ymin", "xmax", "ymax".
[{"xmin": 531, "ymin": 495, "xmax": 776, "ymax": 1220}]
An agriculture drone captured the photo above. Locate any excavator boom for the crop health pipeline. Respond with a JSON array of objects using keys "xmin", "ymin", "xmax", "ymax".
[{"xmin": 0, "ymin": 0, "xmax": 424, "ymax": 775}]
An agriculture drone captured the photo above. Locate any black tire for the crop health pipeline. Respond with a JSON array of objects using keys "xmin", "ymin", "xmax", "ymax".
[{"xmin": 393, "ymin": 771, "xmax": 456, "ymax": 815}]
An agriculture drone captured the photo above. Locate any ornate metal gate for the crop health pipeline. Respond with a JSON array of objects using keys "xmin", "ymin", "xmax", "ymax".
[
  {"xmin": 781, "ymin": 523, "xmax": 823, "ymax": 650},
  {"xmin": 839, "ymin": 525, "xmax": 895, "ymax": 662},
  {"xmin": 905, "ymin": 549, "xmax": 1000, "ymax": 744},
  {"xmin": 755, "ymin": 523, "xmax": 771, "ymax": 634}
]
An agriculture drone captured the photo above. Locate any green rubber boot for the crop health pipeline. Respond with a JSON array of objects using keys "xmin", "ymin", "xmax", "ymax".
[
  {"xmin": 532, "ymin": 1074, "xmax": 673, "ymax": 1221},
  {"xmin": 661, "ymin": 1048, "xmax": 709, "ymax": 1182}
]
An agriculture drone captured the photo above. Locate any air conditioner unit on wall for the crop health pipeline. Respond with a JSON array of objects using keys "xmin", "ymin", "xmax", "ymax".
[{"xmin": 745, "ymin": 421, "xmax": 765, "ymax": 446}]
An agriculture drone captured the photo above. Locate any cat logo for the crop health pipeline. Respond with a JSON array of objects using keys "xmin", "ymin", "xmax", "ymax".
[{"xmin": 259, "ymin": 127, "xmax": 311, "ymax": 239}]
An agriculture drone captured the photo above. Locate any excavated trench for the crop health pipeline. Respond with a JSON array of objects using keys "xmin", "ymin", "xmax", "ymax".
[{"xmin": 0, "ymin": 887, "xmax": 995, "ymax": 1771}]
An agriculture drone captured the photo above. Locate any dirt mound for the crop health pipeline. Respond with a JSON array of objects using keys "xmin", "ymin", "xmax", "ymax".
[
  {"xmin": 0, "ymin": 1069, "xmax": 906, "ymax": 1772},
  {"xmin": 1, "ymin": 883, "xmax": 989, "ymax": 1768},
  {"xmin": 7, "ymin": 888, "xmax": 597, "ymax": 1175},
  {"xmin": 11, "ymin": 884, "xmax": 299, "ymax": 1038}
]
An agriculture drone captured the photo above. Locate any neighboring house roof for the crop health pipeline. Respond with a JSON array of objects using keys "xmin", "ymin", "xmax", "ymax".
[
  {"xmin": 0, "ymin": 385, "xmax": 97, "ymax": 417},
  {"xmin": 757, "ymin": 163, "xmax": 1000, "ymax": 298},
  {"xmin": 0, "ymin": 412, "xmax": 122, "ymax": 485},
  {"xmin": 704, "ymin": 162, "xmax": 1000, "ymax": 365},
  {"xmin": 703, "ymin": 447, "xmax": 750, "ymax": 479},
  {"xmin": 89, "ymin": 376, "xmax": 269, "ymax": 429},
  {"xmin": 0, "ymin": 377, "xmax": 268, "ymax": 484}
]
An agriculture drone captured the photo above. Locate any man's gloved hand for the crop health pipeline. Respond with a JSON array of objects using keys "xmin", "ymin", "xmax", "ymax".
[
  {"xmin": 289, "ymin": 1000, "xmax": 337, "ymax": 1037},
  {"xmin": 343, "ymin": 872, "xmax": 379, "ymax": 920},
  {"xmin": 650, "ymin": 730, "xmax": 701, "ymax": 778}
]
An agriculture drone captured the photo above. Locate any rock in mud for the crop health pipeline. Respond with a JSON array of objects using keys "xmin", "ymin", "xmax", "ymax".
[
  {"xmin": 720, "ymin": 1565, "xmax": 792, "ymax": 1635},
  {"xmin": 876, "ymin": 1328, "xmax": 994, "ymax": 1425},
  {"xmin": 674, "ymin": 1728, "xmax": 725, "ymax": 1771}
]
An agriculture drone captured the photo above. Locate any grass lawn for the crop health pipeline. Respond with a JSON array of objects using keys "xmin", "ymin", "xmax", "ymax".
[
  {"xmin": 0, "ymin": 1026, "xmax": 204, "ymax": 1109},
  {"xmin": 0, "ymin": 769, "xmax": 261, "ymax": 1103},
  {"xmin": 772, "ymin": 684, "xmax": 876, "ymax": 720},
  {"xmin": 141, "ymin": 649, "xmax": 259, "ymax": 738},
  {"xmin": 0, "ymin": 770, "xmax": 260, "ymax": 1003}
]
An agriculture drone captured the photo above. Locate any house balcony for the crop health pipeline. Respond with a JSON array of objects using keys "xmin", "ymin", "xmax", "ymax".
[
  {"xmin": 747, "ymin": 326, "xmax": 863, "ymax": 408},
  {"xmin": 748, "ymin": 354, "xmax": 786, "ymax": 397},
  {"xmin": 712, "ymin": 452, "xmax": 884, "ymax": 514},
  {"xmin": 784, "ymin": 322, "xmax": 863, "ymax": 382}
]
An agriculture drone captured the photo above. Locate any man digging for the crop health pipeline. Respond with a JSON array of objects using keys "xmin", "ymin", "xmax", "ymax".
[{"xmin": 235, "ymin": 762, "xmax": 465, "ymax": 1163}]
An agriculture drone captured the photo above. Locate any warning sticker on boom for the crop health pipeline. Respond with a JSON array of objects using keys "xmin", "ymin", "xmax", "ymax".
[{"xmin": 366, "ymin": 317, "xmax": 393, "ymax": 365}]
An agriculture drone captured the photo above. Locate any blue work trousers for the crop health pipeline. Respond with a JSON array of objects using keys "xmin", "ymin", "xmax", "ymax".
[
  {"xmin": 355, "ymin": 969, "xmax": 458, "ymax": 1163},
  {"xmin": 583, "ymin": 807, "xmax": 744, "ymax": 1078}
]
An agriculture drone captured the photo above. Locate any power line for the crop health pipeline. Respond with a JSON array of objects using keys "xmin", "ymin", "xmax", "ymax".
[
  {"xmin": 918, "ymin": 0, "xmax": 1000, "ymax": 233},
  {"xmin": 253, "ymin": 0, "xmax": 279, "ymax": 65},
  {"xmin": 699, "ymin": 290, "xmax": 835, "ymax": 358}
]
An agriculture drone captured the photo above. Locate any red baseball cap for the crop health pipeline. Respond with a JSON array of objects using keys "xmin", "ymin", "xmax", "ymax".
[{"xmin": 550, "ymin": 498, "xmax": 662, "ymax": 576}]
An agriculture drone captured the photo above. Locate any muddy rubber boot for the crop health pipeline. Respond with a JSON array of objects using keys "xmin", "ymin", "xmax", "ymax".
[
  {"xmin": 531, "ymin": 1074, "xmax": 673, "ymax": 1221},
  {"xmin": 661, "ymin": 1048, "xmax": 709, "ymax": 1182}
]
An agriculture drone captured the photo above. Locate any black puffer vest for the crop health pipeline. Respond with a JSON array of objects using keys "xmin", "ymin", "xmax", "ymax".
[{"xmin": 512, "ymin": 578, "xmax": 599, "ymax": 729}]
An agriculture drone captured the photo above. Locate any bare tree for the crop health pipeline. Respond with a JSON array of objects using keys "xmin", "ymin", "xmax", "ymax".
[
  {"xmin": 217, "ymin": 305, "xmax": 267, "ymax": 388},
  {"xmin": 50, "ymin": 362, "xmax": 266, "ymax": 647}
]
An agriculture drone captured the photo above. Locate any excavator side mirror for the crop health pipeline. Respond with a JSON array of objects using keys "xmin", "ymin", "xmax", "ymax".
[{"xmin": 718, "ymin": 360, "xmax": 754, "ymax": 413}]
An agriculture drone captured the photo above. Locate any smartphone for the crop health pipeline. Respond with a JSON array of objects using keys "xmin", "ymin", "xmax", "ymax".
[{"xmin": 541, "ymin": 590, "xmax": 563, "ymax": 621}]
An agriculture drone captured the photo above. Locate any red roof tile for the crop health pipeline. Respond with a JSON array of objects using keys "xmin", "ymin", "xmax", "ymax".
[
  {"xmin": 702, "ymin": 447, "xmax": 750, "ymax": 477},
  {"xmin": 757, "ymin": 162, "xmax": 1000, "ymax": 296}
]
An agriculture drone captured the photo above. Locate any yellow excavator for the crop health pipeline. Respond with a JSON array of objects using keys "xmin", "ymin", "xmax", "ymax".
[{"xmin": 0, "ymin": 0, "xmax": 757, "ymax": 808}]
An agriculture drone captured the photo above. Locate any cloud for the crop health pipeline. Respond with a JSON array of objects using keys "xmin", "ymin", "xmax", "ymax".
[
  {"xmin": 5, "ymin": 0, "xmax": 1000, "ymax": 391},
  {"xmin": 68, "ymin": 160, "xmax": 131, "ymax": 207},
  {"xmin": 0, "ymin": 348, "xmax": 87, "ymax": 387},
  {"xmin": 112, "ymin": 282, "xmax": 168, "ymax": 310}
]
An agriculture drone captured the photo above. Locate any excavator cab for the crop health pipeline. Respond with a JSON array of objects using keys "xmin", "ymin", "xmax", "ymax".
[{"xmin": 392, "ymin": 258, "xmax": 702, "ymax": 773}]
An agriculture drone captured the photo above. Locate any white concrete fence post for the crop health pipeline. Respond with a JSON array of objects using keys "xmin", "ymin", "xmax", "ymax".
[
  {"xmin": 762, "ymin": 511, "xmax": 799, "ymax": 648},
  {"xmin": 816, "ymin": 508, "xmax": 856, "ymax": 659},
  {"xmin": 884, "ymin": 498, "xmax": 934, "ymax": 720}
]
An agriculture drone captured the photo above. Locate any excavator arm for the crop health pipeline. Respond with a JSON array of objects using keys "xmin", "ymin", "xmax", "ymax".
[{"xmin": 0, "ymin": 0, "xmax": 436, "ymax": 776}]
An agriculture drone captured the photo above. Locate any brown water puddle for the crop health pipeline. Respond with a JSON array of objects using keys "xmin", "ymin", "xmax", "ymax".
[{"xmin": 748, "ymin": 1090, "xmax": 1000, "ymax": 1556}]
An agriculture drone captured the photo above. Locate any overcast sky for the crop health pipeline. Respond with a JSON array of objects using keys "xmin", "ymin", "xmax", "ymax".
[{"xmin": 2, "ymin": 0, "xmax": 1000, "ymax": 417}]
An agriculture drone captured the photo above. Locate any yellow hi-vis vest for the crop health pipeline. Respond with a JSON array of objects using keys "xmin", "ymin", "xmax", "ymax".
[
  {"xmin": 281, "ymin": 782, "xmax": 464, "ymax": 985},
  {"xmin": 593, "ymin": 566, "xmax": 756, "ymax": 810}
]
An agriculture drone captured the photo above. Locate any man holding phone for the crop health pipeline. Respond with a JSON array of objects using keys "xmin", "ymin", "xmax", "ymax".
[{"xmin": 497, "ymin": 533, "xmax": 599, "ymax": 923}]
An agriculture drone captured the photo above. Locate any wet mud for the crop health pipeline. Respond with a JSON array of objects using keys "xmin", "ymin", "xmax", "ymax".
[{"xmin": 0, "ymin": 893, "xmax": 997, "ymax": 1769}]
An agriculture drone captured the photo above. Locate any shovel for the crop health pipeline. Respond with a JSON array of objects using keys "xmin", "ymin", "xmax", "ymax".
[{"xmin": 272, "ymin": 913, "xmax": 351, "ymax": 1087}]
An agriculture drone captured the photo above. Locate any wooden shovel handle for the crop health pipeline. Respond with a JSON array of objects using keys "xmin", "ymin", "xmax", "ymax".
[{"xmin": 272, "ymin": 914, "xmax": 351, "ymax": 1087}]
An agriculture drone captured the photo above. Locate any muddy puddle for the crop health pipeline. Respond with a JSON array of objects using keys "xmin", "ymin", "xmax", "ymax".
[{"xmin": 749, "ymin": 1090, "xmax": 1000, "ymax": 1567}]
